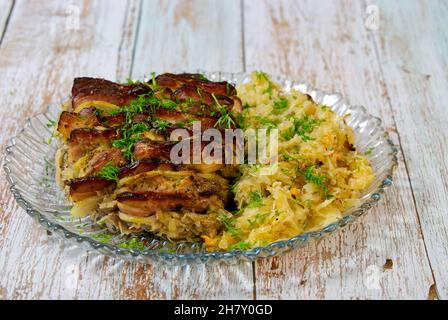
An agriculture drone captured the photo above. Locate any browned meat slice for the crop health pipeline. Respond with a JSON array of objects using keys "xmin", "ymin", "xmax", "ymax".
[
  {"xmin": 133, "ymin": 140, "xmax": 174, "ymax": 161},
  {"xmin": 118, "ymin": 159, "xmax": 175, "ymax": 179},
  {"xmin": 84, "ymin": 148, "xmax": 128, "ymax": 176},
  {"xmin": 116, "ymin": 192, "xmax": 213, "ymax": 216},
  {"xmin": 69, "ymin": 177, "xmax": 114, "ymax": 201},
  {"xmin": 154, "ymin": 109, "xmax": 217, "ymax": 131},
  {"xmin": 132, "ymin": 139, "xmax": 227, "ymax": 173},
  {"xmin": 68, "ymin": 128, "xmax": 116, "ymax": 163},
  {"xmin": 170, "ymin": 84, "xmax": 240, "ymax": 119},
  {"xmin": 102, "ymin": 113, "xmax": 126, "ymax": 127},
  {"xmin": 195, "ymin": 80, "xmax": 236, "ymax": 96},
  {"xmin": 155, "ymin": 73, "xmax": 236, "ymax": 96},
  {"xmin": 72, "ymin": 77, "xmax": 151, "ymax": 111},
  {"xmin": 57, "ymin": 111, "xmax": 100, "ymax": 139},
  {"xmin": 117, "ymin": 171, "xmax": 229, "ymax": 202},
  {"xmin": 171, "ymin": 84, "xmax": 213, "ymax": 105}
]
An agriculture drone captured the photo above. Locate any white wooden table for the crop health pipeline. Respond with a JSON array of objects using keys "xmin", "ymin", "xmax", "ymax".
[{"xmin": 0, "ymin": 0, "xmax": 446, "ymax": 300}]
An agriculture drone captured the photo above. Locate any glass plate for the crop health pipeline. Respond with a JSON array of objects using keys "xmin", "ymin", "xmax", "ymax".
[{"xmin": 3, "ymin": 72, "xmax": 398, "ymax": 265}]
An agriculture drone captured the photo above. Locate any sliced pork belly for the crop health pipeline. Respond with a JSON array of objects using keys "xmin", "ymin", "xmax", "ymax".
[
  {"xmin": 116, "ymin": 170, "xmax": 229, "ymax": 217},
  {"xmin": 116, "ymin": 192, "xmax": 214, "ymax": 216},
  {"xmin": 118, "ymin": 159, "xmax": 175, "ymax": 179},
  {"xmin": 84, "ymin": 148, "xmax": 127, "ymax": 176},
  {"xmin": 155, "ymin": 73, "xmax": 236, "ymax": 96},
  {"xmin": 71, "ymin": 77, "xmax": 151, "ymax": 112},
  {"xmin": 57, "ymin": 111, "xmax": 100, "ymax": 139},
  {"xmin": 69, "ymin": 176, "xmax": 114, "ymax": 201},
  {"xmin": 133, "ymin": 139, "xmax": 174, "ymax": 162},
  {"xmin": 68, "ymin": 128, "xmax": 116, "ymax": 163}
]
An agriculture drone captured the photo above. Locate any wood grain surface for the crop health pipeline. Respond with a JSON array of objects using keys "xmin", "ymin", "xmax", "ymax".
[
  {"xmin": 0, "ymin": 0, "xmax": 446, "ymax": 299},
  {"xmin": 244, "ymin": 0, "xmax": 435, "ymax": 299}
]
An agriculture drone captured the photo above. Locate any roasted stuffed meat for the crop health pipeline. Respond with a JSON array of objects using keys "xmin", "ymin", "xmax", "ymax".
[{"xmin": 55, "ymin": 73, "xmax": 241, "ymax": 241}]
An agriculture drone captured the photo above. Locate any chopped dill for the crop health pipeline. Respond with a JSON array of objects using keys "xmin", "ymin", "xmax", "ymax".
[
  {"xmin": 150, "ymin": 72, "xmax": 159, "ymax": 90},
  {"xmin": 96, "ymin": 162, "xmax": 119, "ymax": 182},
  {"xmin": 152, "ymin": 118, "xmax": 171, "ymax": 133},
  {"xmin": 46, "ymin": 119, "xmax": 56, "ymax": 128},
  {"xmin": 303, "ymin": 166, "xmax": 333, "ymax": 200},
  {"xmin": 257, "ymin": 116, "xmax": 277, "ymax": 130},
  {"xmin": 112, "ymin": 122, "xmax": 150, "ymax": 160},
  {"xmin": 364, "ymin": 147, "xmax": 373, "ymax": 155},
  {"xmin": 118, "ymin": 238, "xmax": 146, "ymax": 250},
  {"xmin": 281, "ymin": 114, "xmax": 321, "ymax": 141},
  {"xmin": 218, "ymin": 213, "xmax": 240, "ymax": 237},
  {"xmin": 273, "ymin": 97, "xmax": 288, "ymax": 114},
  {"xmin": 212, "ymin": 93, "xmax": 236, "ymax": 129},
  {"xmin": 123, "ymin": 78, "xmax": 141, "ymax": 85},
  {"xmin": 255, "ymin": 71, "xmax": 274, "ymax": 96},
  {"xmin": 247, "ymin": 191, "xmax": 263, "ymax": 208},
  {"xmin": 92, "ymin": 233, "xmax": 113, "ymax": 243},
  {"xmin": 229, "ymin": 241, "xmax": 250, "ymax": 250},
  {"xmin": 247, "ymin": 212, "xmax": 269, "ymax": 225}
]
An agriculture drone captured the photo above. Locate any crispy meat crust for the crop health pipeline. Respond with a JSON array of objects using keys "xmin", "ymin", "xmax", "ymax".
[
  {"xmin": 57, "ymin": 73, "xmax": 241, "ymax": 241},
  {"xmin": 116, "ymin": 191, "xmax": 213, "ymax": 216},
  {"xmin": 72, "ymin": 77, "xmax": 151, "ymax": 109}
]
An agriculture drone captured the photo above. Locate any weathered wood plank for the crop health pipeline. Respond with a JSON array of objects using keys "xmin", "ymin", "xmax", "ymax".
[
  {"xmin": 0, "ymin": 0, "xmax": 13, "ymax": 45},
  {"xmin": 125, "ymin": 0, "xmax": 254, "ymax": 300},
  {"xmin": 0, "ymin": 0, "xmax": 136, "ymax": 299},
  {"xmin": 369, "ymin": 0, "xmax": 448, "ymax": 299},
  {"xmin": 244, "ymin": 0, "xmax": 434, "ymax": 299},
  {"xmin": 0, "ymin": 0, "xmax": 253, "ymax": 300},
  {"xmin": 132, "ymin": 0, "xmax": 244, "ymax": 76}
]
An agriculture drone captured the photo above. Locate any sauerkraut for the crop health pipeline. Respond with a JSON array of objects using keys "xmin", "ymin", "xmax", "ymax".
[{"xmin": 204, "ymin": 72, "xmax": 375, "ymax": 251}]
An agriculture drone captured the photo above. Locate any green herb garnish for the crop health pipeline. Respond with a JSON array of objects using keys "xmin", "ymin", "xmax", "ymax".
[
  {"xmin": 303, "ymin": 166, "xmax": 333, "ymax": 199},
  {"xmin": 112, "ymin": 122, "xmax": 150, "ymax": 160},
  {"xmin": 273, "ymin": 97, "xmax": 288, "ymax": 114},
  {"xmin": 230, "ymin": 241, "xmax": 250, "ymax": 250},
  {"xmin": 247, "ymin": 191, "xmax": 263, "ymax": 208},
  {"xmin": 46, "ymin": 119, "xmax": 56, "ymax": 128},
  {"xmin": 218, "ymin": 213, "xmax": 240, "ymax": 237},
  {"xmin": 118, "ymin": 238, "xmax": 146, "ymax": 250},
  {"xmin": 257, "ymin": 116, "xmax": 277, "ymax": 130},
  {"xmin": 247, "ymin": 212, "xmax": 269, "ymax": 226},
  {"xmin": 364, "ymin": 147, "xmax": 373, "ymax": 155},
  {"xmin": 281, "ymin": 114, "xmax": 321, "ymax": 141},
  {"xmin": 96, "ymin": 161, "xmax": 119, "ymax": 182},
  {"xmin": 92, "ymin": 233, "xmax": 114, "ymax": 243},
  {"xmin": 212, "ymin": 93, "xmax": 236, "ymax": 129},
  {"xmin": 152, "ymin": 118, "xmax": 171, "ymax": 133},
  {"xmin": 123, "ymin": 78, "xmax": 141, "ymax": 85}
]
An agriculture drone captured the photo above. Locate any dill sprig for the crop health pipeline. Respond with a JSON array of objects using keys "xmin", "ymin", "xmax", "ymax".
[
  {"xmin": 364, "ymin": 147, "xmax": 373, "ymax": 155},
  {"xmin": 96, "ymin": 161, "xmax": 119, "ymax": 182},
  {"xmin": 46, "ymin": 119, "xmax": 56, "ymax": 128},
  {"xmin": 123, "ymin": 78, "xmax": 141, "ymax": 85},
  {"xmin": 229, "ymin": 241, "xmax": 250, "ymax": 250},
  {"xmin": 303, "ymin": 165, "xmax": 333, "ymax": 199},
  {"xmin": 281, "ymin": 114, "xmax": 321, "ymax": 141},
  {"xmin": 272, "ymin": 97, "xmax": 288, "ymax": 114},
  {"xmin": 218, "ymin": 213, "xmax": 240, "ymax": 237},
  {"xmin": 247, "ymin": 191, "xmax": 263, "ymax": 208},
  {"xmin": 112, "ymin": 122, "xmax": 150, "ymax": 160},
  {"xmin": 212, "ymin": 93, "xmax": 236, "ymax": 129},
  {"xmin": 92, "ymin": 233, "xmax": 114, "ymax": 243},
  {"xmin": 247, "ymin": 212, "xmax": 269, "ymax": 226},
  {"xmin": 118, "ymin": 238, "xmax": 147, "ymax": 250},
  {"xmin": 152, "ymin": 118, "xmax": 171, "ymax": 133},
  {"xmin": 255, "ymin": 71, "xmax": 274, "ymax": 96},
  {"xmin": 256, "ymin": 116, "xmax": 277, "ymax": 130}
]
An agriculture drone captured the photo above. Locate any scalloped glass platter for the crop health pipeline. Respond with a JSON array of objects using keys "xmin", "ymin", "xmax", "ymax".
[{"xmin": 3, "ymin": 72, "xmax": 398, "ymax": 265}]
